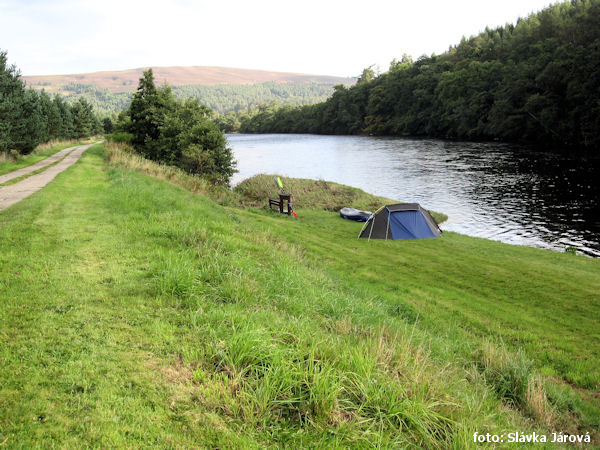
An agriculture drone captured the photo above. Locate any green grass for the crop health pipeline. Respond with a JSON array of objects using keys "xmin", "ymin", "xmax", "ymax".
[
  {"xmin": 1, "ymin": 143, "xmax": 598, "ymax": 447},
  {"xmin": 0, "ymin": 139, "xmax": 87, "ymax": 176}
]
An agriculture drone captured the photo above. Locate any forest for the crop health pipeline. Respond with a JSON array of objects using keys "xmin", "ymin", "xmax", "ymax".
[
  {"xmin": 239, "ymin": 0, "xmax": 600, "ymax": 148},
  {"xmin": 55, "ymin": 81, "xmax": 341, "ymax": 116},
  {"xmin": 0, "ymin": 51, "xmax": 101, "ymax": 154}
]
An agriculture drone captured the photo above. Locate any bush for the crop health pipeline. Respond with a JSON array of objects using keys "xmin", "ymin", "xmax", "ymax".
[
  {"xmin": 102, "ymin": 117, "xmax": 114, "ymax": 134},
  {"xmin": 161, "ymin": 98, "xmax": 235, "ymax": 181},
  {"xmin": 107, "ymin": 132, "xmax": 134, "ymax": 144},
  {"xmin": 119, "ymin": 69, "xmax": 235, "ymax": 184}
]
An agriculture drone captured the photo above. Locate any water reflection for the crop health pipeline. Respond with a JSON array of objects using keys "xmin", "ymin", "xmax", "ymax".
[{"xmin": 228, "ymin": 134, "xmax": 600, "ymax": 257}]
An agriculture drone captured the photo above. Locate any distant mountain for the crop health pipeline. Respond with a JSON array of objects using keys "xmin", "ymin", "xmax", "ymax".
[{"xmin": 23, "ymin": 66, "xmax": 354, "ymax": 94}]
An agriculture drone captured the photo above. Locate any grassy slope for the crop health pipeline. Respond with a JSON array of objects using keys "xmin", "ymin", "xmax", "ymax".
[
  {"xmin": 236, "ymin": 175, "xmax": 600, "ymax": 433},
  {"xmin": 1, "ymin": 144, "xmax": 598, "ymax": 447}
]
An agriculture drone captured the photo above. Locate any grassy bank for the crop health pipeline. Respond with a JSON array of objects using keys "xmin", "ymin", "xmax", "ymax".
[
  {"xmin": 234, "ymin": 174, "xmax": 448, "ymax": 224},
  {"xmin": 1, "ymin": 143, "xmax": 598, "ymax": 447}
]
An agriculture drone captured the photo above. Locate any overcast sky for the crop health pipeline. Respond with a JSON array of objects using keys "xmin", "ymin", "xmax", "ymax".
[{"xmin": 1, "ymin": 0, "xmax": 556, "ymax": 77}]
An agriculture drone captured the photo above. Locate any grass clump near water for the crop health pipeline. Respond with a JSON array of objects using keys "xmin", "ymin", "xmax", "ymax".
[
  {"xmin": 1, "ymin": 142, "xmax": 599, "ymax": 446},
  {"xmin": 234, "ymin": 173, "xmax": 448, "ymax": 224},
  {"xmin": 473, "ymin": 341, "xmax": 556, "ymax": 428}
]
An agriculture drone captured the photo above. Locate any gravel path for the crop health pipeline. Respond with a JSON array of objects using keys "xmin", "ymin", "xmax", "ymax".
[
  {"xmin": 0, "ymin": 143, "xmax": 97, "ymax": 211},
  {"xmin": 0, "ymin": 144, "xmax": 84, "ymax": 185}
]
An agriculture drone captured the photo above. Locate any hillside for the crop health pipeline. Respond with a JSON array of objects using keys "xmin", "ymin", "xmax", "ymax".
[
  {"xmin": 47, "ymin": 81, "xmax": 345, "ymax": 116},
  {"xmin": 21, "ymin": 66, "xmax": 353, "ymax": 116},
  {"xmin": 23, "ymin": 66, "xmax": 353, "ymax": 94}
]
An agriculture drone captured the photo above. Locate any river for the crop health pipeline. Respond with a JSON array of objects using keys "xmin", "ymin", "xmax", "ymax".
[{"xmin": 227, "ymin": 134, "xmax": 600, "ymax": 257}]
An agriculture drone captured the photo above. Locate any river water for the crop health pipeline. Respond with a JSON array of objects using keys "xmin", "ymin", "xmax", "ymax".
[{"xmin": 227, "ymin": 134, "xmax": 600, "ymax": 257}]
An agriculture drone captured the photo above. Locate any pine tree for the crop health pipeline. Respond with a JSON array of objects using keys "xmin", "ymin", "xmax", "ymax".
[
  {"xmin": 129, "ymin": 68, "xmax": 175, "ymax": 161},
  {"xmin": 0, "ymin": 50, "xmax": 25, "ymax": 152},
  {"xmin": 54, "ymin": 95, "xmax": 74, "ymax": 139},
  {"xmin": 71, "ymin": 97, "xmax": 94, "ymax": 138},
  {"xmin": 13, "ymin": 89, "xmax": 45, "ymax": 153}
]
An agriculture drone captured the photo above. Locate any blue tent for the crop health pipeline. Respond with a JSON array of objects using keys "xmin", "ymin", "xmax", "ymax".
[{"xmin": 358, "ymin": 203, "xmax": 441, "ymax": 240}]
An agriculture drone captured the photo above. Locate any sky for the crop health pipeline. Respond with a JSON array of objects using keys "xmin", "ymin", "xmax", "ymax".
[{"xmin": 1, "ymin": 0, "xmax": 556, "ymax": 77}]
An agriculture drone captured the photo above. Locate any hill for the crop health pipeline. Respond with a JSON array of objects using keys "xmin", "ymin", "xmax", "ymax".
[
  {"xmin": 22, "ymin": 66, "xmax": 354, "ymax": 116},
  {"xmin": 22, "ymin": 66, "xmax": 353, "ymax": 94}
]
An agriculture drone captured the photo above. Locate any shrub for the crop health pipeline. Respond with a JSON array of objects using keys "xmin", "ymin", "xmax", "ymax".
[
  {"xmin": 162, "ymin": 98, "xmax": 235, "ymax": 182},
  {"xmin": 120, "ymin": 69, "xmax": 235, "ymax": 184},
  {"xmin": 107, "ymin": 132, "xmax": 133, "ymax": 144},
  {"xmin": 102, "ymin": 117, "xmax": 114, "ymax": 134}
]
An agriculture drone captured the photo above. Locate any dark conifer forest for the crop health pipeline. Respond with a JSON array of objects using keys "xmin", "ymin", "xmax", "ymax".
[
  {"xmin": 1, "ymin": 51, "xmax": 100, "ymax": 153},
  {"xmin": 239, "ymin": 0, "xmax": 600, "ymax": 148}
]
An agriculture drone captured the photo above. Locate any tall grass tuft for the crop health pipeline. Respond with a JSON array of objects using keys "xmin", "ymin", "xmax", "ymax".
[
  {"xmin": 474, "ymin": 341, "xmax": 555, "ymax": 426},
  {"xmin": 33, "ymin": 138, "xmax": 80, "ymax": 152},
  {"xmin": 475, "ymin": 341, "xmax": 532, "ymax": 408},
  {"xmin": 0, "ymin": 149, "xmax": 19, "ymax": 163},
  {"xmin": 525, "ymin": 376, "xmax": 555, "ymax": 428}
]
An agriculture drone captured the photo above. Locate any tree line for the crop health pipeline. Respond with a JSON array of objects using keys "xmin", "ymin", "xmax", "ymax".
[
  {"xmin": 239, "ymin": 0, "xmax": 600, "ymax": 148},
  {"xmin": 1, "ymin": 51, "xmax": 102, "ymax": 154}
]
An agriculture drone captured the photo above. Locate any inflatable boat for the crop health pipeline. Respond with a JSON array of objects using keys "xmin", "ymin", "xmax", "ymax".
[{"xmin": 339, "ymin": 207, "xmax": 373, "ymax": 222}]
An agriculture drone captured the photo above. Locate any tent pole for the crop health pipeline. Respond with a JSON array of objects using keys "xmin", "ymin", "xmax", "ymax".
[
  {"xmin": 385, "ymin": 208, "xmax": 390, "ymax": 240},
  {"xmin": 361, "ymin": 206, "xmax": 383, "ymax": 240},
  {"xmin": 368, "ymin": 214, "xmax": 375, "ymax": 241},
  {"xmin": 358, "ymin": 216, "xmax": 370, "ymax": 239}
]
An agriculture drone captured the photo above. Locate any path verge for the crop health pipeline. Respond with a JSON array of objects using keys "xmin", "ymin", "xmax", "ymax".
[
  {"xmin": 0, "ymin": 142, "xmax": 98, "ymax": 210},
  {"xmin": 0, "ymin": 143, "xmax": 85, "ymax": 184}
]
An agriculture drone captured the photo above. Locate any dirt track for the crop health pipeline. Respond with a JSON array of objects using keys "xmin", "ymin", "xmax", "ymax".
[
  {"xmin": 0, "ymin": 143, "xmax": 97, "ymax": 211},
  {"xmin": 0, "ymin": 144, "xmax": 86, "ymax": 185}
]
